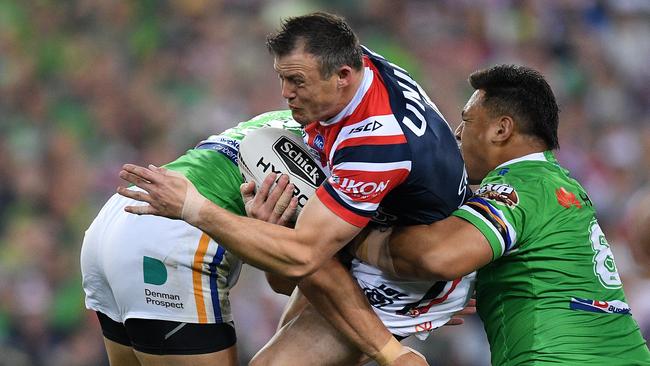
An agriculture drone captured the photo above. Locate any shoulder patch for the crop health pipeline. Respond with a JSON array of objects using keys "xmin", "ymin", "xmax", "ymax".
[{"xmin": 476, "ymin": 183, "xmax": 519, "ymax": 207}]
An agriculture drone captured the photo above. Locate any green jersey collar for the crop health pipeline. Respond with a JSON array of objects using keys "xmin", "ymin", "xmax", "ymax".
[{"xmin": 495, "ymin": 151, "xmax": 553, "ymax": 169}]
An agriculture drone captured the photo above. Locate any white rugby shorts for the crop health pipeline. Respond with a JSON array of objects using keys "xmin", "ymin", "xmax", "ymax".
[
  {"xmin": 81, "ymin": 191, "xmax": 242, "ymax": 324},
  {"xmin": 351, "ymin": 260, "xmax": 475, "ymax": 340}
]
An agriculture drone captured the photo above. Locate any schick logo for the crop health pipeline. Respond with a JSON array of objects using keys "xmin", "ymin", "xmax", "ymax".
[
  {"xmin": 350, "ymin": 120, "xmax": 383, "ymax": 134},
  {"xmin": 273, "ymin": 137, "xmax": 326, "ymax": 187},
  {"xmin": 143, "ymin": 256, "xmax": 167, "ymax": 285}
]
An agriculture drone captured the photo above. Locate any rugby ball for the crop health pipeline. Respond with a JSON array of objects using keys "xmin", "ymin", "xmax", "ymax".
[{"xmin": 238, "ymin": 128, "xmax": 327, "ymax": 217}]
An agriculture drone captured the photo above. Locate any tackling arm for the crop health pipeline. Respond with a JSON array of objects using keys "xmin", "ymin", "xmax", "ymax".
[
  {"xmin": 354, "ymin": 217, "xmax": 493, "ymax": 280},
  {"xmin": 118, "ymin": 163, "xmax": 359, "ymax": 278}
]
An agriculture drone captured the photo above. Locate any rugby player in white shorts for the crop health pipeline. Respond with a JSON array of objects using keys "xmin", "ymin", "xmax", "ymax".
[
  {"xmin": 118, "ymin": 13, "xmax": 473, "ymax": 366},
  {"xmin": 81, "ymin": 111, "xmax": 303, "ymax": 366}
]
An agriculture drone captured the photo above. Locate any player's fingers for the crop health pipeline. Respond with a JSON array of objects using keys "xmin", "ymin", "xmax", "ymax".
[
  {"xmin": 240, "ymin": 181, "xmax": 256, "ymax": 205},
  {"xmin": 118, "ymin": 170, "xmax": 154, "ymax": 191},
  {"xmin": 456, "ymin": 299, "xmax": 477, "ymax": 316},
  {"xmin": 267, "ymin": 178, "xmax": 291, "ymax": 223},
  {"xmin": 117, "ymin": 186, "xmax": 153, "ymax": 204},
  {"xmin": 444, "ymin": 317, "xmax": 465, "ymax": 326},
  {"xmin": 124, "ymin": 204, "xmax": 158, "ymax": 216},
  {"xmin": 122, "ymin": 164, "xmax": 161, "ymax": 183},
  {"xmin": 272, "ymin": 180, "xmax": 294, "ymax": 213},
  {"xmin": 267, "ymin": 174, "xmax": 290, "ymax": 209},
  {"xmin": 255, "ymin": 173, "xmax": 277, "ymax": 204},
  {"xmin": 455, "ymin": 307, "xmax": 476, "ymax": 316},
  {"xmin": 277, "ymin": 196, "xmax": 298, "ymax": 227}
]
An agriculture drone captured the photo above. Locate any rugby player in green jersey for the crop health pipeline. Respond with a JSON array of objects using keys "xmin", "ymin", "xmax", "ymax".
[
  {"xmin": 352, "ymin": 64, "xmax": 650, "ymax": 364},
  {"xmin": 81, "ymin": 111, "xmax": 302, "ymax": 366}
]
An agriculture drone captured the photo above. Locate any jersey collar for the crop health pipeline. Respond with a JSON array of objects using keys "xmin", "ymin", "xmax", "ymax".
[
  {"xmin": 495, "ymin": 151, "xmax": 549, "ymax": 169},
  {"xmin": 319, "ymin": 65, "xmax": 374, "ymax": 126}
]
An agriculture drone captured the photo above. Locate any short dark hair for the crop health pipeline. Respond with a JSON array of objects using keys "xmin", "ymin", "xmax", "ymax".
[
  {"xmin": 266, "ymin": 12, "xmax": 364, "ymax": 78},
  {"xmin": 469, "ymin": 65, "xmax": 559, "ymax": 150}
]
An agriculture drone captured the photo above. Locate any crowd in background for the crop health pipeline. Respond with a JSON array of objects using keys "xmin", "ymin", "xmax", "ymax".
[{"xmin": 0, "ymin": 0, "xmax": 648, "ymax": 365}]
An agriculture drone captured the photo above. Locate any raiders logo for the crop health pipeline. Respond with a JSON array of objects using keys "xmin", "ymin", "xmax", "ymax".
[{"xmin": 476, "ymin": 183, "xmax": 519, "ymax": 207}]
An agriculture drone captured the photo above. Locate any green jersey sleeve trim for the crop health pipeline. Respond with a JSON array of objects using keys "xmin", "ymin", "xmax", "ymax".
[{"xmin": 453, "ymin": 208, "xmax": 503, "ymax": 261}]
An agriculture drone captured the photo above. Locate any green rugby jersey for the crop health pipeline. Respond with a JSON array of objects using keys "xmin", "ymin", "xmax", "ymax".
[
  {"xmin": 453, "ymin": 151, "xmax": 650, "ymax": 365},
  {"xmin": 163, "ymin": 110, "xmax": 302, "ymax": 216}
]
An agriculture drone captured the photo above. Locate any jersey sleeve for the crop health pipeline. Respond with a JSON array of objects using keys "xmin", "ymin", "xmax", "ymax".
[
  {"xmin": 316, "ymin": 130, "xmax": 411, "ymax": 227},
  {"xmin": 452, "ymin": 177, "xmax": 530, "ymax": 260}
]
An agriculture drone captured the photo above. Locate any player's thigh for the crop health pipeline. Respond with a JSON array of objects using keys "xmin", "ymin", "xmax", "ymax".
[
  {"xmin": 103, "ymin": 338, "xmax": 141, "ymax": 366},
  {"xmin": 133, "ymin": 346, "xmax": 238, "ymax": 366},
  {"xmin": 96, "ymin": 311, "xmax": 141, "ymax": 366},
  {"xmin": 250, "ymin": 303, "xmax": 365, "ymax": 366},
  {"xmin": 124, "ymin": 318, "xmax": 237, "ymax": 362}
]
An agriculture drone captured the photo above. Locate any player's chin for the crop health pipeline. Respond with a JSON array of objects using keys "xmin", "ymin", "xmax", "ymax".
[{"xmin": 289, "ymin": 108, "xmax": 310, "ymax": 125}]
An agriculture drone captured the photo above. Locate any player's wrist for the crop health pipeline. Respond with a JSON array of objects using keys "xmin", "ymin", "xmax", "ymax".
[
  {"xmin": 371, "ymin": 336, "xmax": 405, "ymax": 366},
  {"xmin": 181, "ymin": 184, "xmax": 208, "ymax": 226}
]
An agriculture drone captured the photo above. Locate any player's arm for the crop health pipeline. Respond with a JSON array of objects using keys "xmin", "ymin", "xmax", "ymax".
[
  {"xmin": 265, "ymin": 272, "xmax": 297, "ymax": 295},
  {"xmin": 118, "ymin": 164, "xmax": 414, "ymax": 363},
  {"xmin": 353, "ymin": 217, "xmax": 492, "ymax": 280},
  {"xmin": 118, "ymin": 163, "xmax": 359, "ymax": 278}
]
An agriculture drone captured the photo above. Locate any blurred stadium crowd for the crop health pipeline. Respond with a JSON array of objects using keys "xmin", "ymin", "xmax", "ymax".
[{"xmin": 0, "ymin": 0, "xmax": 648, "ymax": 365}]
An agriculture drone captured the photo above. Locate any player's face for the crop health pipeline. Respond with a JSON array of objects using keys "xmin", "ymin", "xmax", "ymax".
[
  {"xmin": 274, "ymin": 49, "xmax": 341, "ymax": 125},
  {"xmin": 456, "ymin": 90, "xmax": 497, "ymax": 184}
]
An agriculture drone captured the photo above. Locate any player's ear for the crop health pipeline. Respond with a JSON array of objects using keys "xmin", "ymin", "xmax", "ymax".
[
  {"xmin": 492, "ymin": 115, "xmax": 514, "ymax": 143},
  {"xmin": 336, "ymin": 66, "xmax": 354, "ymax": 88}
]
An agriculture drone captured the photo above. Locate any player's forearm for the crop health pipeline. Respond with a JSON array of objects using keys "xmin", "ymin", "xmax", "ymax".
[
  {"xmin": 298, "ymin": 259, "xmax": 395, "ymax": 361},
  {"xmin": 192, "ymin": 202, "xmax": 319, "ymax": 278},
  {"xmin": 353, "ymin": 226, "xmax": 439, "ymax": 280},
  {"xmin": 388, "ymin": 225, "xmax": 450, "ymax": 280},
  {"xmin": 357, "ymin": 220, "xmax": 490, "ymax": 281}
]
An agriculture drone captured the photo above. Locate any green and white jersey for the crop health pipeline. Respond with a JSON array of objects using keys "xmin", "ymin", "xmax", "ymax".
[
  {"xmin": 163, "ymin": 110, "xmax": 302, "ymax": 216},
  {"xmin": 453, "ymin": 151, "xmax": 650, "ymax": 365},
  {"xmin": 83, "ymin": 111, "xmax": 304, "ymax": 325}
]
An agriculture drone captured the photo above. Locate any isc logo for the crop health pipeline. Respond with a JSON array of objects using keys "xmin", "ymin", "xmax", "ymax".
[
  {"xmin": 339, "ymin": 178, "xmax": 390, "ymax": 195},
  {"xmin": 350, "ymin": 120, "xmax": 383, "ymax": 134}
]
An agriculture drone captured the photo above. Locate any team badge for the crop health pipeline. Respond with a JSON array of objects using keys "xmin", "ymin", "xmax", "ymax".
[
  {"xmin": 476, "ymin": 183, "xmax": 519, "ymax": 207},
  {"xmin": 313, "ymin": 134, "xmax": 325, "ymax": 151}
]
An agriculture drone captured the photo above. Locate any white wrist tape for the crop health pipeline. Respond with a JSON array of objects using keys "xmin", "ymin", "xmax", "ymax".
[
  {"xmin": 181, "ymin": 184, "xmax": 207, "ymax": 224},
  {"xmin": 373, "ymin": 337, "xmax": 403, "ymax": 366}
]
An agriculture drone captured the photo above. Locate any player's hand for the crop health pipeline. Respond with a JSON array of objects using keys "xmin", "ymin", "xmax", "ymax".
[
  {"xmin": 117, "ymin": 164, "xmax": 208, "ymax": 225},
  {"xmin": 444, "ymin": 298, "xmax": 476, "ymax": 326},
  {"xmin": 241, "ymin": 172, "xmax": 298, "ymax": 227},
  {"xmin": 348, "ymin": 226, "xmax": 394, "ymax": 270},
  {"xmin": 390, "ymin": 347, "xmax": 428, "ymax": 365}
]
